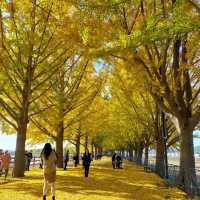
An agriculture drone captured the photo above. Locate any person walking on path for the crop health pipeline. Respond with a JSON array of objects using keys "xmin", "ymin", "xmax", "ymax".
[
  {"xmin": 64, "ymin": 150, "xmax": 69, "ymax": 170},
  {"xmin": 27, "ymin": 151, "xmax": 33, "ymax": 171},
  {"xmin": 82, "ymin": 149, "xmax": 92, "ymax": 177},
  {"xmin": 0, "ymin": 149, "xmax": 3, "ymax": 176},
  {"xmin": 112, "ymin": 153, "xmax": 116, "ymax": 169},
  {"xmin": 41, "ymin": 143, "xmax": 57, "ymax": 200},
  {"xmin": 2, "ymin": 151, "xmax": 11, "ymax": 180},
  {"xmin": 25, "ymin": 150, "xmax": 33, "ymax": 171},
  {"xmin": 24, "ymin": 151, "xmax": 29, "ymax": 171},
  {"xmin": 73, "ymin": 153, "xmax": 79, "ymax": 167},
  {"xmin": 116, "ymin": 154, "xmax": 123, "ymax": 169}
]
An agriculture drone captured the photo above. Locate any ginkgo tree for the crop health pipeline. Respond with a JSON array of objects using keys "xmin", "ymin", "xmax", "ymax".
[
  {"xmin": 111, "ymin": 62, "xmax": 181, "ymax": 173},
  {"xmin": 0, "ymin": 1, "xmax": 199, "ymax": 197},
  {"xmin": 107, "ymin": 61, "xmax": 155, "ymax": 164},
  {"xmin": 0, "ymin": 0, "xmax": 75, "ymax": 177},
  {"xmin": 62, "ymin": 70, "xmax": 108, "ymax": 162},
  {"xmin": 71, "ymin": 0, "xmax": 200, "ymax": 195},
  {"xmin": 29, "ymin": 57, "xmax": 104, "ymax": 167}
]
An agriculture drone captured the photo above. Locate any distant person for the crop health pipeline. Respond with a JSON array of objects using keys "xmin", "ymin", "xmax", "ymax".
[
  {"xmin": 112, "ymin": 153, "xmax": 116, "ymax": 169},
  {"xmin": 2, "ymin": 151, "xmax": 11, "ymax": 180},
  {"xmin": 27, "ymin": 151, "xmax": 33, "ymax": 171},
  {"xmin": 41, "ymin": 143, "xmax": 57, "ymax": 200},
  {"xmin": 33, "ymin": 156, "xmax": 36, "ymax": 167},
  {"xmin": 116, "ymin": 154, "xmax": 122, "ymax": 169},
  {"xmin": 64, "ymin": 150, "xmax": 69, "ymax": 170},
  {"xmin": 0, "ymin": 149, "xmax": 3, "ymax": 176},
  {"xmin": 24, "ymin": 151, "xmax": 29, "ymax": 171},
  {"xmin": 82, "ymin": 149, "xmax": 92, "ymax": 177},
  {"xmin": 73, "ymin": 153, "xmax": 79, "ymax": 167},
  {"xmin": 96, "ymin": 153, "xmax": 102, "ymax": 160},
  {"xmin": 91, "ymin": 153, "xmax": 94, "ymax": 161}
]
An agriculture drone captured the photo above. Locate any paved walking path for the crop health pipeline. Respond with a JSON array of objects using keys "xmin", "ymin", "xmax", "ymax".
[{"xmin": 0, "ymin": 158, "xmax": 187, "ymax": 200}]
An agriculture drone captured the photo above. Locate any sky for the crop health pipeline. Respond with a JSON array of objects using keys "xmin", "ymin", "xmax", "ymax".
[
  {"xmin": 0, "ymin": 134, "xmax": 16, "ymax": 150},
  {"xmin": 194, "ymin": 130, "xmax": 200, "ymax": 146},
  {"xmin": 0, "ymin": 130, "xmax": 200, "ymax": 151}
]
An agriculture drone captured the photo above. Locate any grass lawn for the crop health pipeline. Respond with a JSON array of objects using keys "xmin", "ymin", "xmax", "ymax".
[{"xmin": 0, "ymin": 158, "xmax": 188, "ymax": 200}]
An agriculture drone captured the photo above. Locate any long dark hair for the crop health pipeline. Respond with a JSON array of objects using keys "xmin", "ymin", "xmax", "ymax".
[{"xmin": 42, "ymin": 143, "xmax": 52, "ymax": 160}]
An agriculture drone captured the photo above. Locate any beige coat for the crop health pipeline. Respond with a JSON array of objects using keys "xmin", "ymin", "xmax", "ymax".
[{"xmin": 42, "ymin": 151, "xmax": 57, "ymax": 183}]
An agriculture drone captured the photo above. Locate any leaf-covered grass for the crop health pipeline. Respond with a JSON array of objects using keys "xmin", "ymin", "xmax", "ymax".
[{"xmin": 0, "ymin": 158, "xmax": 188, "ymax": 200}]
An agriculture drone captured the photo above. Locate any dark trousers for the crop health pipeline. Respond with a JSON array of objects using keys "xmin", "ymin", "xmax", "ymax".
[
  {"xmin": 74, "ymin": 160, "xmax": 78, "ymax": 167},
  {"xmin": 4, "ymin": 168, "xmax": 9, "ymax": 180},
  {"xmin": 26, "ymin": 160, "xmax": 31, "ymax": 171},
  {"xmin": 84, "ymin": 165, "xmax": 90, "ymax": 177},
  {"xmin": 112, "ymin": 161, "xmax": 116, "ymax": 169},
  {"xmin": 64, "ymin": 161, "xmax": 68, "ymax": 170}
]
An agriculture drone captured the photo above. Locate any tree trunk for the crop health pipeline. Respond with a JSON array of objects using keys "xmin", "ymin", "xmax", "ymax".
[
  {"xmin": 156, "ymin": 129, "xmax": 165, "ymax": 177},
  {"xmin": 136, "ymin": 146, "xmax": 143, "ymax": 165},
  {"xmin": 125, "ymin": 150, "xmax": 128, "ymax": 159},
  {"xmin": 178, "ymin": 123, "xmax": 198, "ymax": 196},
  {"xmin": 122, "ymin": 149, "xmax": 125, "ymax": 159},
  {"xmin": 99, "ymin": 147, "xmax": 103, "ymax": 154},
  {"xmin": 91, "ymin": 140, "xmax": 94, "ymax": 158},
  {"xmin": 134, "ymin": 150, "xmax": 137, "ymax": 162},
  {"xmin": 85, "ymin": 134, "xmax": 88, "ymax": 152},
  {"xmin": 13, "ymin": 69, "xmax": 32, "ymax": 177},
  {"xmin": 13, "ymin": 122, "xmax": 27, "ymax": 177},
  {"xmin": 94, "ymin": 145, "xmax": 98, "ymax": 160},
  {"xmin": 154, "ymin": 108, "xmax": 165, "ymax": 177},
  {"xmin": 13, "ymin": 95, "xmax": 29, "ymax": 177},
  {"xmin": 56, "ymin": 120, "xmax": 64, "ymax": 168},
  {"xmin": 126, "ymin": 150, "xmax": 129, "ymax": 159},
  {"xmin": 129, "ymin": 148, "xmax": 133, "ymax": 161},
  {"xmin": 75, "ymin": 133, "xmax": 81, "ymax": 164},
  {"xmin": 144, "ymin": 146, "xmax": 149, "ymax": 166}
]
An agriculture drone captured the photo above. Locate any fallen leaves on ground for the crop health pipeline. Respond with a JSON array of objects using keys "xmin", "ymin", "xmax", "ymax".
[{"xmin": 0, "ymin": 158, "xmax": 188, "ymax": 200}]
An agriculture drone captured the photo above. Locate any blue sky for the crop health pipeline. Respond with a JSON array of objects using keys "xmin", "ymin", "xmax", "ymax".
[
  {"xmin": 0, "ymin": 130, "xmax": 199, "ymax": 151},
  {"xmin": 94, "ymin": 59, "xmax": 105, "ymax": 72},
  {"xmin": 0, "ymin": 134, "xmax": 16, "ymax": 150},
  {"xmin": 194, "ymin": 130, "xmax": 200, "ymax": 146}
]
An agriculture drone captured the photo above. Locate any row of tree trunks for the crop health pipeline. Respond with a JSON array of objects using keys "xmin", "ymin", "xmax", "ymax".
[
  {"xmin": 115, "ymin": 146, "xmax": 148, "ymax": 167},
  {"xmin": 144, "ymin": 112, "xmax": 198, "ymax": 195},
  {"xmin": 135, "ymin": 144, "xmax": 144, "ymax": 165},
  {"xmin": 92, "ymin": 144, "xmax": 103, "ymax": 159}
]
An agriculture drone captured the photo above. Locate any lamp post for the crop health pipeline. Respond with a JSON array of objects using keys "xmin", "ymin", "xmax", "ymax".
[{"xmin": 159, "ymin": 67, "xmax": 169, "ymax": 179}]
